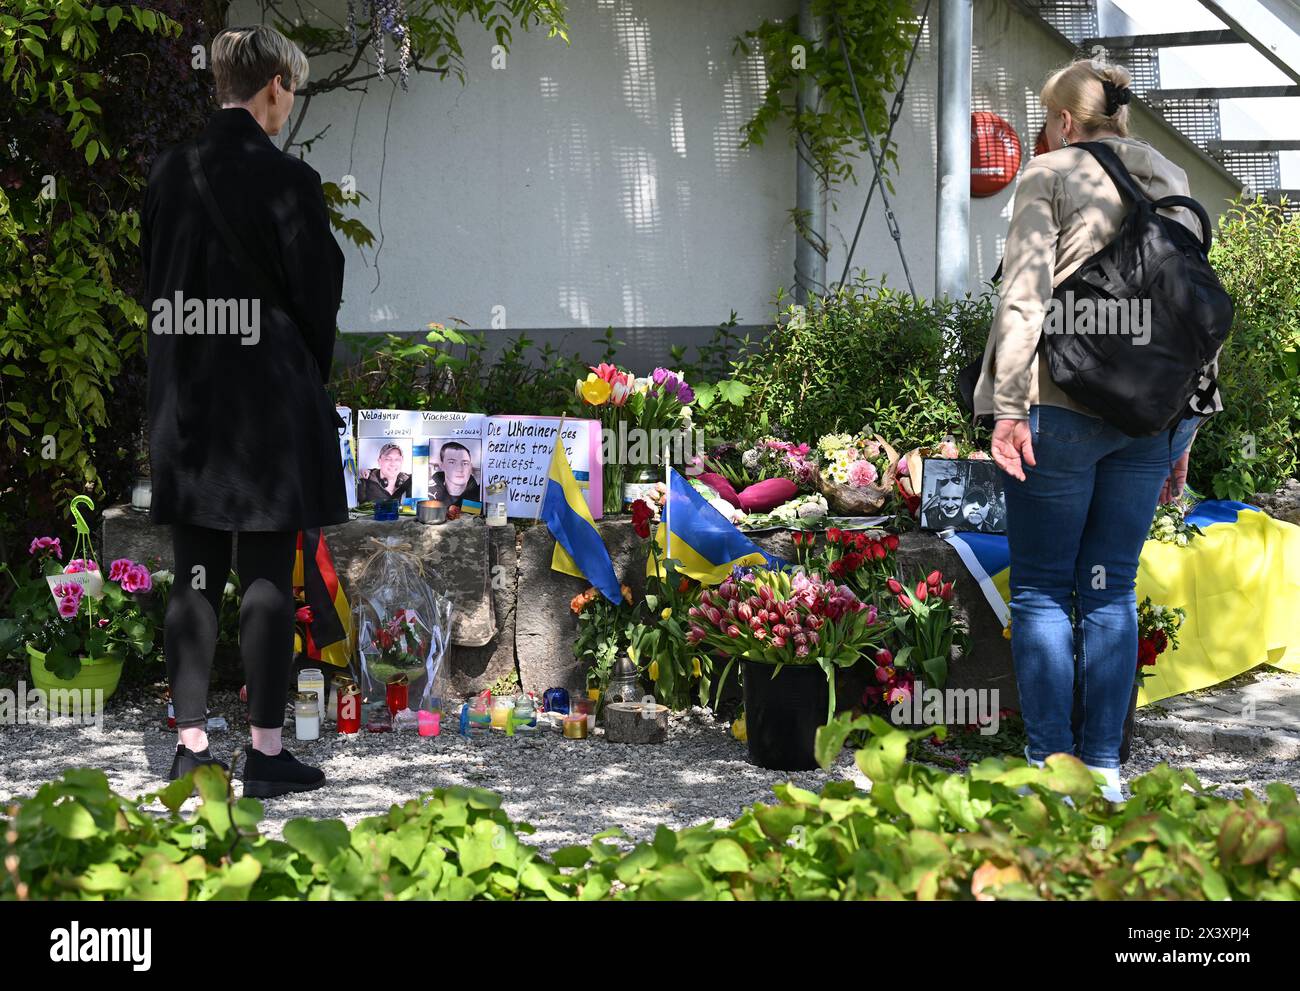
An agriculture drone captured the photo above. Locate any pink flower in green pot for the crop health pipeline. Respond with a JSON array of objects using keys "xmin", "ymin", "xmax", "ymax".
[
  {"xmin": 121, "ymin": 564, "xmax": 152, "ymax": 593},
  {"xmin": 29, "ymin": 536, "xmax": 62, "ymax": 559}
]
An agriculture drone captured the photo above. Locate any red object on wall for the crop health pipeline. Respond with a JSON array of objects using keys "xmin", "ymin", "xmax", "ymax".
[{"xmin": 970, "ymin": 111, "xmax": 1022, "ymax": 197}]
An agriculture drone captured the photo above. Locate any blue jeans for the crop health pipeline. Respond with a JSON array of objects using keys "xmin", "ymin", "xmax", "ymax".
[{"xmin": 1003, "ymin": 405, "xmax": 1200, "ymax": 768}]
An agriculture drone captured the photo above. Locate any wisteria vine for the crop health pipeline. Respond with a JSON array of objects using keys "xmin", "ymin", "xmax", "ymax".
[{"xmin": 347, "ymin": 0, "xmax": 413, "ymax": 89}]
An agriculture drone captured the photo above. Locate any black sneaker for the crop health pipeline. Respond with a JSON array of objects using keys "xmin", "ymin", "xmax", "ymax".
[
  {"xmin": 241, "ymin": 745, "xmax": 326, "ymax": 798},
  {"xmin": 168, "ymin": 745, "xmax": 230, "ymax": 781}
]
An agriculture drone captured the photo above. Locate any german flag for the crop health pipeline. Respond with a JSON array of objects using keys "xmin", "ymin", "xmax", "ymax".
[{"xmin": 292, "ymin": 529, "xmax": 352, "ymax": 668}]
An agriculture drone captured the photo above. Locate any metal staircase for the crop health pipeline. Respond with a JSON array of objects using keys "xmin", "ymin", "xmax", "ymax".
[{"xmin": 1021, "ymin": 0, "xmax": 1300, "ymax": 213}]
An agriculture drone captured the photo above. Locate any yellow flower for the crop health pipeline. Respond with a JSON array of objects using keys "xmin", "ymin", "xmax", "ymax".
[
  {"xmin": 732, "ymin": 716, "xmax": 747, "ymax": 741},
  {"xmin": 692, "ymin": 657, "xmax": 702, "ymax": 677},
  {"xmin": 660, "ymin": 607, "xmax": 672, "ymax": 621},
  {"xmin": 580, "ymin": 374, "xmax": 612, "ymax": 406},
  {"xmin": 649, "ymin": 660, "xmax": 660, "ymax": 681}
]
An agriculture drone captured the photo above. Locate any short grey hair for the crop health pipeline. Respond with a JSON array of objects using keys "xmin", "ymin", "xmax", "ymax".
[{"xmin": 212, "ymin": 25, "xmax": 309, "ymax": 103}]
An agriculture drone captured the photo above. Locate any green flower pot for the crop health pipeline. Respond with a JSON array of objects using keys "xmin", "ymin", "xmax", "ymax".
[{"xmin": 26, "ymin": 644, "xmax": 124, "ymax": 714}]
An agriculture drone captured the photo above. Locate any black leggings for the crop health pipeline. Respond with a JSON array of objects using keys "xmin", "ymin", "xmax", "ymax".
[{"xmin": 165, "ymin": 525, "xmax": 298, "ymax": 729}]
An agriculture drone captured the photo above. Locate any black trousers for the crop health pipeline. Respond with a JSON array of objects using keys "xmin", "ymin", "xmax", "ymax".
[{"xmin": 165, "ymin": 525, "xmax": 297, "ymax": 729}]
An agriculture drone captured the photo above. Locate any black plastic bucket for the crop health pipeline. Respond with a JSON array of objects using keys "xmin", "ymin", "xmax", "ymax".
[{"xmin": 742, "ymin": 660, "xmax": 830, "ymax": 771}]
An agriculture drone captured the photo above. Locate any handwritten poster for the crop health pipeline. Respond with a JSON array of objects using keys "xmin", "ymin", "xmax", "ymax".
[{"xmin": 483, "ymin": 416, "xmax": 603, "ymax": 519}]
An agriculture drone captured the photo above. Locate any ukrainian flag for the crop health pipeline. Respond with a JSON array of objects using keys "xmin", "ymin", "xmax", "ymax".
[
  {"xmin": 543, "ymin": 434, "xmax": 624, "ymax": 604},
  {"xmin": 946, "ymin": 500, "xmax": 1300, "ymax": 704},
  {"xmin": 652, "ymin": 468, "xmax": 779, "ymax": 585}
]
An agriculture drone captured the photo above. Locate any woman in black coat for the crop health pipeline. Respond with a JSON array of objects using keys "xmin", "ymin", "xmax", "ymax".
[{"xmin": 142, "ymin": 25, "xmax": 345, "ymax": 797}]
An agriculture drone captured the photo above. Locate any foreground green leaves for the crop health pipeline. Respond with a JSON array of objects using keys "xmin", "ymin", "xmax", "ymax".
[{"xmin": 4, "ymin": 721, "xmax": 1299, "ymax": 901}]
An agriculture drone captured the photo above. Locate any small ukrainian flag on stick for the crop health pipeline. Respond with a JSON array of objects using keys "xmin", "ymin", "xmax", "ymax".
[
  {"xmin": 542, "ymin": 418, "xmax": 625, "ymax": 604},
  {"xmin": 653, "ymin": 467, "xmax": 778, "ymax": 585}
]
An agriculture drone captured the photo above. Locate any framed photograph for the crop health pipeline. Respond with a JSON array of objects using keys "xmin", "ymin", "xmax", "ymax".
[
  {"xmin": 919, "ymin": 458, "xmax": 1006, "ymax": 533},
  {"xmin": 356, "ymin": 436, "xmax": 413, "ymax": 504}
]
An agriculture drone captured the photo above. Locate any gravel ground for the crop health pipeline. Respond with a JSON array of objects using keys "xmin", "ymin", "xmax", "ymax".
[
  {"xmin": 0, "ymin": 683, "xmax": 866, "ymax": 852},
  {"xmin": 4, "ymin": 674, "xmax": 1297, "ymax": 854}
]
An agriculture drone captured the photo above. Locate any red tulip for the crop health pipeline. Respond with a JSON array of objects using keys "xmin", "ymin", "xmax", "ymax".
[
  {"xmin": 885, "ymin": 534, "xmax": 899, "ymax": 551},
  {"xmin": 897, "ymin": 593, "xmax": 912, "ymax": 609},
  {"xmin": 927, "ymin": 570, "xmax": 942, "ymax": 587},
  {"xmin": 939, "ymin": 581, "xmax": 954, "ymax": 601},
  {"xmin": 886, "ymin": 578, "xmax": 903, "ymax": 595},
  {"xmin": 915, "ymin": 581, "xmax": 928, "ymax": 602},
  {"xmin": 876, "ymin": 648, "xmax": 894, "ymax": 666}
]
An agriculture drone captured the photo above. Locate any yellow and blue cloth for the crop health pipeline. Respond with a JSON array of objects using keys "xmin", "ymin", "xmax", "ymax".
[
  {"xmin": 650, "ymin": 468, "xmax": 778, "ymax": 585},
  {"xmin": 946, "ymin": 500, "xmax": 1300, "ymax": 704},
  {"xmin": 544, "ymin": 434, "xmax": 624, "ymax": 604}
]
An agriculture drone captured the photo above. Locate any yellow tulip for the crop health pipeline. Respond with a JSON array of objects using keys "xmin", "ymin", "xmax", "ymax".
[
  {"xmin": 732, "ymin": 717, "xmax": 747, "ymax": 742},
  {"xmin": 692, "ymin": 657, "xmax": 702, "ymax": 677},
  {"xmin": 580, "ymin": 375, "xmax": 612, "ymax": 406},
  {"xmin": 649, "ymin": 660, "xmax": 660, "ymax": 681},
  {"xmin": 660, "ymin": 607, "xmax": 672, "ymax": 621}
]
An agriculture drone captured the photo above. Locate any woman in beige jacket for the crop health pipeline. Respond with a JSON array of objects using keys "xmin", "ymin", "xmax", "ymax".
[{"xmin": 973, "ymin": 59, "xmax": 1220, "ymax": 801}]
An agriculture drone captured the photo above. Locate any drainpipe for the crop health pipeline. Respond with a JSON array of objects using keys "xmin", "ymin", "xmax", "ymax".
[
  {"xmin": 794, "ymin": 0, "xmax": 827, "ymax": 305},
  {"xmin": 935, "ymin": 0, "xmax": 972, "ymax": 300}
]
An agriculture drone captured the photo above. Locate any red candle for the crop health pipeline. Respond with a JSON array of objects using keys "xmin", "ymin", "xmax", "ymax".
[
  {"xmin": 338, "ymin": 682, "xmax": 361, "ymax": 734},
  {"xmin": 386, "ymin": 674, "xmax": 409, "ymax": 715}
]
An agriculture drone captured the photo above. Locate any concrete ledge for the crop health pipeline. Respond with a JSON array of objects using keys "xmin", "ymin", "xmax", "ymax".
[{"xmin": 102, "ymin": 505, "xmax": 1017, "ymax": 702}]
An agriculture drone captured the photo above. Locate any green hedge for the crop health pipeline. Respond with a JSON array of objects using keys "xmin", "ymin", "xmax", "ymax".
[{"xmin": 5, "ymin": 720, "xmax": 1297, "ymax": 901}]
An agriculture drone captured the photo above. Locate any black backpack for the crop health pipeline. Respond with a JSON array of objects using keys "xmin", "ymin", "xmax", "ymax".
[{"xmin": 1039, "ymin": 142, "xmax": 1233, "ymax": 436}]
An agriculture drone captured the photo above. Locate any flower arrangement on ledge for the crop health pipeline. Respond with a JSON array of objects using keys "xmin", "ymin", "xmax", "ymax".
[
  {"xmin": 686, "ymin": 567, "xmax": 886, "ymax": 721},
  {"xmin": 1149, "ymin": 498, "xmax": 1203, "ymax": 546}
]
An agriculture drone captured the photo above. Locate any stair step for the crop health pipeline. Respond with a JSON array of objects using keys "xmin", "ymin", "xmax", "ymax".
[
  {"xmin": 1080, "ymin": 30, "xmax": 1240, "ymax": 49},
  {"xmin": 1148, "ymin": 85, "xmax": 1300, "ymax": 100},
  {"xmin": 1208, "ymin": 140, "xmax": 1300, "ymax": 152}
]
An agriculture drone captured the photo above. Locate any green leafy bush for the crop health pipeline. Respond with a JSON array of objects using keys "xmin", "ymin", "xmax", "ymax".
[
  {"xmin": 694, "ymin": 283, "xmax": 993, "ymax": 452},
  {"xmin": 1196, "ymin": 198, "xmax": 1300, "ymax": 501},
  {"xmin": 0, "ymin": 1, "xmax": 212, "ymax": 565},
  {"xmin": 331, "ymin": 324, "xmax": 590, "ymax": 416},
  {"xmin": 6, "ymin": 720, "xmax": 1298, "ymax": 901}
]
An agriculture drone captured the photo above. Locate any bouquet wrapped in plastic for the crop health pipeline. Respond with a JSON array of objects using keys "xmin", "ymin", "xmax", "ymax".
[{"xmin": 352, "ymin": 536, "xmax": 453, "ymax": 712}]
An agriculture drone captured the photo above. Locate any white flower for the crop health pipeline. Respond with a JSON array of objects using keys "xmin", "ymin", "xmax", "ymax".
[
  {"xmin": 741, "ymin": 448, "xmax": 761, "ymax": 469},
  {"xmin": 797, "ymin": 497, "xmax": 827, "ymax": 519},
  {"xmin": 1175, "ymin": 533, "xmax": 1188, "ymax": 546},
  {"xmin": 150, "ymin": 569, "xmax": 174, "ymax": 584}
]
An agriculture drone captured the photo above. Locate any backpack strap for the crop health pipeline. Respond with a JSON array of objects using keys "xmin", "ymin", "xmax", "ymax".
[
  {"xmin": 1073, "ymin": 141, "xmax": 1148, "ymax": 205},
  {"xmin": 1075, "ymin": 141, "xmax": 1212, "ymax": 252}
]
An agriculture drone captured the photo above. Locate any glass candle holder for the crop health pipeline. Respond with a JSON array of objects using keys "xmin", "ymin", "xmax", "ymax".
[
  {"xmin": 386, "ymin": 674, "xmax": 409, "ymax": 716},
  {"xmin": 491, "ymin": 696, "xmax": 515, "ymax": 731},
  {"xmin": 294, "ymin": 692, "xmax": 320, "ymax": 741},
  {"xmin": 338, "ymin": 682, "xmax": 362, "ymax": 734}
]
